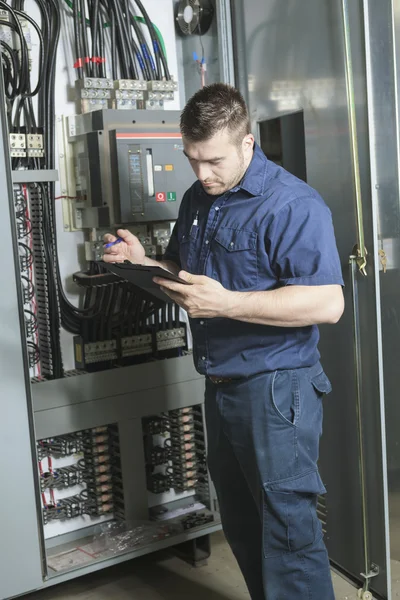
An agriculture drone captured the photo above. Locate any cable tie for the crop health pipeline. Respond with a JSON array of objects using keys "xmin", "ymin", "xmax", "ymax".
[{"xmin": 73, "ymin": 57, "xmax": 90, "ymax": 68}]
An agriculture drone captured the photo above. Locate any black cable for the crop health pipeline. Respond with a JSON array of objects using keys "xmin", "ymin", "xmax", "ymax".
[
  {"xmin": 128, "ymin": 7, "xmax": 152, "ymax": 80},
  {"xmin": 79, "ymin": 0, "xmax": 91, "ymax": 77},
  {"xmin": 108, "ymin": 4, "xmax": 117, "ymax": 79},
  {"xmin": 0, "ymin": 19, "xmax": 26, "ymax": 95},
  {"xmin": 89, "ymin": 0, "xmax": 100, "ymax": 77},
  {"xmin": 111, "ymin": 0, "xmax": 137, "ymax": 80},
  {"xmin": 100, "ymin": 0, "xmax": 127, "ymax": 79},
  {"xmin": 132, "ymin": 0, "xmax": 163, "ymax": 80},
  {"xmin": 1, "ymin": 49, "xmax": 17, "ymax": 99},
  {"xmin": 174, "ymin": 304, "xmax": 180, "ymax": 328},
  {"xmin": 97, "ymin": 6, "xmax": 106, "ymax": 78},
  {"xmin": 14, "ymin": 9, "xmax": 44, "ymax": 98},
  {"xmin": 73, "ymin": 0, "xmax": 83, "ymax": 78}
]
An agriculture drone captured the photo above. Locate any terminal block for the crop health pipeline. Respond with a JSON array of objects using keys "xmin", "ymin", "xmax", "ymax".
[
  {"xmin": 114, "ymin": 79, "xmax": 148, "ymax": 91},
  {"xmin": 10, "ymin": 133, "xmax": 26, "ymax": 158},
  {"xmin": 148, "ymin": 80, "xmax": 178, "ymax": 92},
  {"xmin": 75, "ymin": 78, "xmax": 113, "ymax": 113},
  {"xmin": 27, "ymin": 133, "xmax": 44, "ymax": 158},
  {"xmin": 73, "ymin": 328, "xmax": 186, "ymax": 368},
  {"xmin": 112, "ymin": 80, "xmax": 147, "ymax": 110}
]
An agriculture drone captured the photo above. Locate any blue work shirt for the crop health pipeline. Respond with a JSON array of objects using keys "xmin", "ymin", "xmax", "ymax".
[{"xmin": 164, "ymin": 143, "xmax": 344, "ymax": 378}]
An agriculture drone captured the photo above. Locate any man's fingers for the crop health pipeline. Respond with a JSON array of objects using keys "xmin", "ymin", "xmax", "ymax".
[
  {"xmin": 160, "ymin": 287, "xmax": 183, "ymax": 305},
  {"xmin": 153, "ymin": 277, "xmax": 187, "ymax": 293},
  {"xmin": 102, "ymin": 253, "xmax": 125, "ymax": 263},
  {"xmin": 117, "ymin": 228, "xmax": 136, "ymax": 243},
  {"xmin": 104, "ymin": 244, "xmax": 124, "ymax": 255},
  {"xmin": 103, "ymin": 233, "xmax": 116, "ymax": 243},
  {"xmin": 178, "ymin": 270, "xmax": 207, "ymax": 284}
]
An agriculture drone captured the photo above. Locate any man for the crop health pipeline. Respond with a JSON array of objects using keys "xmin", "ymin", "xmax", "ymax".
[{"xmin": 104, "ymin": 83, "xmax": 344, "ymax": 599}]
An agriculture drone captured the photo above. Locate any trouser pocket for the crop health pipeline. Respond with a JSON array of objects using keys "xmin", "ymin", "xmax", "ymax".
[{"xmin": 263, "ymin": 469, "xmax": 326, "ymax": 559}]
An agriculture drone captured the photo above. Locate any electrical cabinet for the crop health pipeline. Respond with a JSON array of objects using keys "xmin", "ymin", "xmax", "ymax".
[
  {"xmin": 0, "ymin": 1, "xmax": 226, "ymax": 598},
  {"xmin": 68, "ymin": 109, "xmax": 195, "ymax": 229}
]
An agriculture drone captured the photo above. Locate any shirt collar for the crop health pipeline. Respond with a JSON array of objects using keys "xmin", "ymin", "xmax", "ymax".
[{"xmin": 236, "ymin": 143, "xmax": 269, "ymax": 196}]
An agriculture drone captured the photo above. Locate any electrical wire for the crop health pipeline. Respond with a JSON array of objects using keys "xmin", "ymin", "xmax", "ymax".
[
  {"xmin": 132, "ymin": 0, "xmax": 170, "ymax": 80},
  {"xmin": 89, "ymin": 0, "xmax": 100, "ymax": 77},
  {"xmin": 78, "ymin": 0, "xmax": 90, "ymax": 77},
  {"xmin": 62, "ymin": 0, "xmax": 169, "ymax": 79}
]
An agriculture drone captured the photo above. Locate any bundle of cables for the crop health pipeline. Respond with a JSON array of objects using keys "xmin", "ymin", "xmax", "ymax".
[{"xmin": 65, "ymin": 0, "xmax": 170, "ymax": 82}]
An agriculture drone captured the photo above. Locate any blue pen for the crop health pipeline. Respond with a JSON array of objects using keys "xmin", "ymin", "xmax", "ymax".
[{"xmin": 104, "ymin": 237, "xmax": 123, "ymax": 249}]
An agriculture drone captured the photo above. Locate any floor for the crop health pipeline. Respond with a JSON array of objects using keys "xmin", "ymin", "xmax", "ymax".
[{"xmin": 25, "ymin": 532, "xmax": 363, "ymax": 600}]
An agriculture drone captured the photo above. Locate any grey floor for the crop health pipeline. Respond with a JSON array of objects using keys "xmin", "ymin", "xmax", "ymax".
[{"xmin": 25, "ymin": 531, "xmax": 363, "ymax": 600}]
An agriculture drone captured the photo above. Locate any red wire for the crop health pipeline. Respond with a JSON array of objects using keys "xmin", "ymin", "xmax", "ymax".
[
  {"xmin": 38, "ymin": 461, "xmax": 43, "ymax": 474},
  {"xmin": 42, "ymin": 492, "xmax": 47, "ymax": 508},
  {"xmin": 48, "ymin": 456, "xmax": 53, "ymax": 473}
]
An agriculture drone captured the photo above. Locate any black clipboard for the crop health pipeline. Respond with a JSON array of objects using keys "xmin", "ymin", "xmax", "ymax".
[{"xmin": 100, "ymin": 262, "xmax": 190, "ymax": 303}]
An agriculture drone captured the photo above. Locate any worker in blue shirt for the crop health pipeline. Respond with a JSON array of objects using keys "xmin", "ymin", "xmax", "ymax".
[{"xmin": 104, "ymin": 83, "xmax": 344, "ymax": 600}]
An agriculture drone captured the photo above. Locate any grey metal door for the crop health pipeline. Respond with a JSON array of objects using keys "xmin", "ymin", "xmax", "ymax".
[
  {"xmin": 0, "ymin": 64, "xmax": 44, "ymax": 598},
  {"xmin": 230, "ymin": 0, "xmax": 391, "ymax": 597}
]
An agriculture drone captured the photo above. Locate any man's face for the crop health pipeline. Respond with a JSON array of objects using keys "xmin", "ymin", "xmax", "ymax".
[{"xmin": 183, "ymin": 129, "xmax": 254, "ymax": 195}]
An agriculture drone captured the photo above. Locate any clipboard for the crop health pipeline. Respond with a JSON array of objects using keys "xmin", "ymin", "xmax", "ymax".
[{"xmin": 100, "ymin": 262, "xmax": 191, "ymax": 303}]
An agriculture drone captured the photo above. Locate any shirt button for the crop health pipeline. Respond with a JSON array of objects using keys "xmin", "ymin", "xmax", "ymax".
[
  {"xmin": 205, "ymin": 240, "xmax": 209, "ymax": 245},
  {"xmin": 202, "ymin": 356, "xmax": 206, "ymax": 360},
  {"xmin": 215, "ymin": 207, "xmax": 220, "ymax": 211},
  {"xmin": 200, "ymin": 321, "xmax": 204, "ymax": 325},
  {"xmin": 230, "ymin": 242, "xmax": 234, "ymax": 247}
]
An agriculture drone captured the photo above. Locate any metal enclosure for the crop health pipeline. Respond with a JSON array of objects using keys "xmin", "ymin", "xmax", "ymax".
[
  {"xmin": 231, "ymin": 0, "xmax": 396, "ymax": 598},
  {"xmin": 70, "ymin": 109, "xmax": 195, "ymax": 228},
  {"xmin": 0, "ymin": 39, "xmax": 225, "ymax": 600},
  {"xmin": 373, "ymin": 0, "xmax": 400, "ymax": 573},
  {"xmin": 0, "ymin": 58, "xmax": 45, "ymax": 600}
]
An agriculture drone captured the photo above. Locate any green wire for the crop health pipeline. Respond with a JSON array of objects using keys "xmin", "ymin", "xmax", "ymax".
[
  {"xmin": 63, "ymin": 0, "xmax": 168, "ymax": 65},
  {"xmin": 133, "ymin": 16, "xmax": 167, "ymax": 60}
]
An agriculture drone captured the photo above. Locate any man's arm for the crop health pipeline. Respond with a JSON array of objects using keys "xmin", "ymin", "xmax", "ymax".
[
  {"xmin": 224, "ymin": 283, "xmax": 344, "ymax": 326},
  {"xmin": 154, "ymin": 272, "xmax": 344, "ymax": 326}
]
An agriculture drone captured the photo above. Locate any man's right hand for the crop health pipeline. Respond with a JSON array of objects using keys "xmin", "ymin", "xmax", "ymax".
[{"xmin": 103, "ymin": 229, "xmax": 146, "ymax": 264}]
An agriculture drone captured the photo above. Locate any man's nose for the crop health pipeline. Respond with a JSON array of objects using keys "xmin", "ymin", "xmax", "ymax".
[{"xmin": 195, "ymin": 163, "xmax": 213, "ymax": 181}]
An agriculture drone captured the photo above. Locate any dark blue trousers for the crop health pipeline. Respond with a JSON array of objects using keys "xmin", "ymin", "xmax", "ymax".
[{"xmin": 205, "ymin": 363, "xmax": 335, "ymax": 600}]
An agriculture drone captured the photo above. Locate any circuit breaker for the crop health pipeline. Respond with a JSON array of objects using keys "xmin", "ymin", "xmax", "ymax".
[{"xmin": 69, "ymin": 109, "xmax": 195, "ymax": 228}]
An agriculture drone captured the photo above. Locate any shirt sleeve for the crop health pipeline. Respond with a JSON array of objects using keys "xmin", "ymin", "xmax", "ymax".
[
  {"xmin": 163, "ymin": 221, "xmax": 181, "ymax": 268},
  {"xmin": 266, "ymin": 195, "xmax": 344, "ymax": 286}
]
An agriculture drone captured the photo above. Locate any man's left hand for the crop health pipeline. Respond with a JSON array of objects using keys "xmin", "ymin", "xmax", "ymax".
[{"xmin": 153, "ymin": 271, "xmax": 229, "ymax": 319}]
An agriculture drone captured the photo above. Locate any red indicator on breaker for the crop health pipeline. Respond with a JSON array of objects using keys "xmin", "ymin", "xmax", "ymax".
[{"xmin": 156, "ymin": 192, "xmax": 166, "ymax": 202}]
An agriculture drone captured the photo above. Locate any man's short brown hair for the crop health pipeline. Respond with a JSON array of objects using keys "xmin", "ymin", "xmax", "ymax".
[{"xmin": 180, "ymin": 83, "xmax": 251, "ymax": 145}]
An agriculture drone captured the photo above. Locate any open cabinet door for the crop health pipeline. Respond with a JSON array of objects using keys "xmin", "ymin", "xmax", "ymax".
[
  {"xmin": 0, "ymin": 66, "xmax": 45, "ymax": 597},
  {"xmin": 229, "ymin": 0, "xmax": 392, "ymax": 597}
]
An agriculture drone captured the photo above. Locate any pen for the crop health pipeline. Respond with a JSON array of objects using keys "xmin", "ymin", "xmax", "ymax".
[
  {"xmin": 190, "ymin": 211, "xmax": 199, "ymax": 235},
  {"xmin": 104, "ymin": 237, "xmax": 123, "ymax": 249}
]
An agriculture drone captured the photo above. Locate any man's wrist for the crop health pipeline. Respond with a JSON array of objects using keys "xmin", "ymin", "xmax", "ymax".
[{"xmin": 222, "ymin": 290, "xmax": 243, "ymax": 319}]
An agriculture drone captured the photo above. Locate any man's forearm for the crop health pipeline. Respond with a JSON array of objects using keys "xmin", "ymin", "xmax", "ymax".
[
  {"xmin": 143, "ymin": 256, "xmax": 180, "ymax": 275},
  {"xmin": 223, "ymin": 285, "xmax": 344, "ymax": 327}
]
